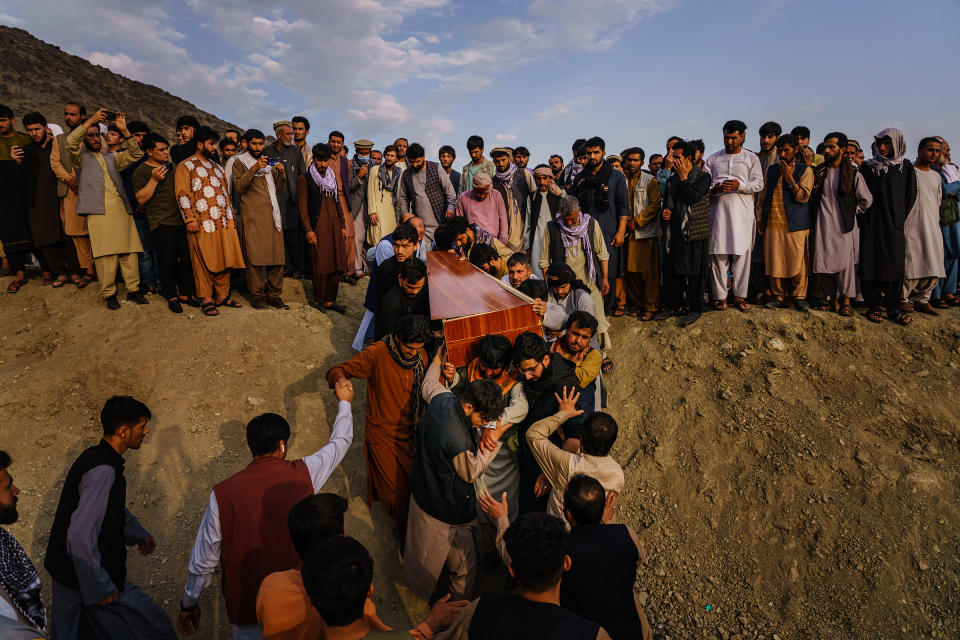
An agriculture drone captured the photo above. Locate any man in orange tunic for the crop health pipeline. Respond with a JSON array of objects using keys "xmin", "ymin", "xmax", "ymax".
[{"xmin": 325, "ymin": 314, "xmax": 431, "ymax": 538}]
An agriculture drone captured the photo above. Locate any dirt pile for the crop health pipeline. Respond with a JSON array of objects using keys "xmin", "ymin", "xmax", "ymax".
[{"xmin": 0, "ymin": 274, "xmax": 957, "ymax": 639}]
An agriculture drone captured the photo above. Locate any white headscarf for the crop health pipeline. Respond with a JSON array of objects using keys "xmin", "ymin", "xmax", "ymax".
[
  {"xmin": 235, "ymin": 152, "xmax": 282, "ymax": 232},
  {"xmin": 864, "ymin": 127, "xmax": 906, "ymax": 174}
]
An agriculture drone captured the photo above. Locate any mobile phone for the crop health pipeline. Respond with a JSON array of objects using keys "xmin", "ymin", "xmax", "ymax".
[
  {"xmin": 102, "ymin": 111, "xmax": 117, "ymax": 121},
  {"xmin": 265, "ymin": 156, "xmax": 279, "ymax": 167}
]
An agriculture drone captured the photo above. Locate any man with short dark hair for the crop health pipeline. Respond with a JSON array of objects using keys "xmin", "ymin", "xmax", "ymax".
[
  {"xmin": 647, "ymin": 154, "xmax": 663, "ymax": 174},
  {"xmin": 327, "ymin": 315, "xmax": 432, "ymax": 536},
  {"xmin": 751, "ymin": 121, "xmax": 783, "ymax": 304},
  {"xmin": 514, "ymin": 146, "xmax": 531, "ymax": 171},
  {"xmin": 551, "ymin": 311, "xmax": 603, "ymax": 412},
  {"xmin": 859, "ymin": 128, "xmax": 918, "ymax": 325},
  {"xmin": 621, "ymin": 146, "xmax": 661, "ymax": 319},
  {"xmin": 375, "ymin": 258, "xmax": 428, "ymax": 339},
  {"xmin": 398, "ymin": 143, "xmax": 456, "ymax": 245},
  {"xmin": 326, "ymin": 131, "xmax": 359, "ymax": 282},
  {"xmin": 549, "ymin": 154, "xmax": 564, "ymax": 182},
  {"xmin": 291, "ymin": 116, "xmax": 311, "ymax": 168},
  {"xmin": 703, "ymin": 120, "xmax": 764, "ymax": 311},
  {"xmin": 570, "ymin": 137, "xmax": 629, "ymax": 316},
  {"xmin": 233, "ymin": 128, "xmax": 289, "ymax": 309},
  {"xmin": 442, "ymin": 512, "xmax": 611, "ymax": 639},
  {"xmin": 266, "ymin": 121, "xmax": 307, "ymax": 279},
  {"xmin": 218, "ymin": 138, "xmax": 238, "ymax": 160},
  {"xmin": 460, "ymin": 135, "xmax": 496, "ymax": 194},
  {"xmin": 469, "ymin": 241, "xmax": 505, "ymax": 278},
  {"xmin": 901, "ymin": 137, "xmax": 945, "ymax": 315},
  {"xmin": 370, "ymin": 149, "xmax": 382, "ymax": 165},
  {"xmin": 178, "ymin": 381, "xmax": 354, "ymax": 639},
  {"xmin": 561, "ymin": 475, "xmax": 651, "ymax": 640},
  {"xmin": 65, "ymin": 109, "xmax": 147, "ymax": 308},
  {"xmin": 0, "ymin": 451, "xmax": 48, "ymax": 637},
  {"xmin": 435, "ymin": 216, "xmax": 512, "ymax": 273},
  {"xmin": 171, "ymin": 115, "xmax": 201, "ymax": 164},
  {"xmin": 491, "ymin": 147, "xmax": 535, "ymax": 251},
  {"xmin": 504, "ymin": 251, "xmax": 539, "ymax": 287},
  {"xmin": 563, "ymin": 139, "xmax": 588, "ymax": 190},
  {"xmin": 394, "ymin": 137, "xmax": 409, "ymax": 169},
  {"xmin": 134, "ymin": 132, "xmax": 196, "ymax": 313},
  {"xmin": 439, "ymin": 144, "xmax": 461, "ymax": 195},
  {"xmin": 791, "ymin": 126, "xmax": 823, "ymax": 166},
  {"xmin": 366, "ymin": 144, "xmax": 400, "ymax": 247},
  {"xmin": 933, "ymin": 138, "xmax": 960, "ymax": 308},
  {"xmin": 304, "ymin": 537, "xmax": 466, "ymax": 639},
  {"xmin": 45, "ymin": 396, "xmax": 174, "ymax": 640},
  {"xmin": 405, "ymin": 359, "xmax": 509, "ymax": 601}
]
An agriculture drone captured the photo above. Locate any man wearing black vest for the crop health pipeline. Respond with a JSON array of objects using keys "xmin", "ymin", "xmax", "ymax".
[
  {"xmin": 442, "ymin": 512, "xmax": 612, "ymax": 640},
  {"xmin": 560, "ymin": 475, "xmax": 652, "ymax": 640},
  {"xmin": 526, "ymin": 166, "xmax": 563, "ymax": 279},
  {"xmin": 44, "ymin": 396, "xmax": 174, "ymax": 640},
  {"xmin": 397, "ymin": 143, "xmax": 456, "ymax": 246}
]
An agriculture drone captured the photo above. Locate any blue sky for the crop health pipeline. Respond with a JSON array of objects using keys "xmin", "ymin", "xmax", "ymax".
[{"xmin": 2, "ymin": 0, "xmax": 958, "ymax": 165}]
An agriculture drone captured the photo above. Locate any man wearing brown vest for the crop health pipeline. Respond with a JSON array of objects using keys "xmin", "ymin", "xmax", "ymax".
[{"xmin": 177, "ymin": 379, "xmax": 355, "ymax": 639}]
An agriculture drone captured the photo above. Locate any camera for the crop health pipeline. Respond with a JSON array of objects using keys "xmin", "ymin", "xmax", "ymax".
[
  {"xmin": 264, "ymin": 156, "xmax": 279, "ymax": 167},
  {"xmin": 102, "ymin": 111, "xmax": 117, "ymax": 121}
]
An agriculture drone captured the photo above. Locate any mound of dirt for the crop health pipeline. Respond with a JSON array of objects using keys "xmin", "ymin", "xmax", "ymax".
[{"xmin": 0, "ymin": 273, "xmax": 957, "ymax": 639}]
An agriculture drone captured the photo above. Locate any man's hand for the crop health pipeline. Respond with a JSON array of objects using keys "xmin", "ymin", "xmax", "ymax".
[
  {"xmin": 114, "ymin": 112, "xmax": 128, "ymax": 136},
  {"xmin": 151, "ymin": 165, "xmax": 168, "ymax": 182},
  {"xmin": 255, "ymin": 155, "xmax": 268, "ymax": 171},
  {"xmin": 554, "ymin": 387, "xmax": 584, "ymax": 418},
  {"xmin": 306, "ymin": 231, "xmax": 318, "ymax": 246},
  {"xmin": 95, "ymin": 589, "xmax": 119, "ymax": 606},
  {"xmin": 612, "ymin": 230, "xmax": 625, "ymax": 247},
  {"xmin": 477, "ymin": 490, "xmax": 508, "ymax": 520},
  {"xmin": 90, "ymin": 108, "xmax": 109, "ymax": 125},
  {"xmin": 441, "ymin": 358, "xmax": 457, "ymax": 384},
  {"xmin": 342, "ymin": 227, "xmax": 348, "ymax": 237},
  {"xmin": 531, "ymin": 298, "xmax": 547, "ymax": 318},
  {"xmin": 178, "ymin": 608, "xmax": 201, "ymax": 635},
  {"xmin": 534, "ymin": 473, "xmax": 550, "ymax": 497},
  {"xmin": 275, "ymin": 160, "xmax": 285, "ymax": 174},
  {"xmin": 424, "ymin": 594, "xmax": 469, "ymax": 633},
  {"xmin": 357, "ymin": 165, "xmax": 368, "ymax": 179},
  {"xmin": 10, "ymin": 146, "xmax": 23, "ymax": 164},
  {"xmin": 662, "ymin": 207, "xmax": 672, "ymax": 221},
  {"xmin": 601, "ymin": 279, "xmax": 610, "ymax": 296},
  {"xmin": 562, "ymin": 437, "xmax": 581, "ymax": 453},
  {"xmin": 334, "ymin": 377, "xmax": 354, "ymax": 403},
  {"xmin": 675, "ymin": 155, "xmax": 692, "ymax": 180},
  {"xmin": 66, "ymin": 175, "xmax": 78, "ymax": 193},
  {"xmin": 663, "ymin": 154, "xmax": 676, "ymax": 171},
  {"xmin": 137, "ymin": 534, "xmax": 156, "ymax": 556},
  {"xmin": 445, "ymin": 209, "xmax": 454, "ymax": 219},
  {"xmin": 480, "ymin": 427, "xmax": 499, "ymax": 453},
  {"xmin": 186, "ymin": 220, "xmax": 200, "ymax": 233},
  {"xmin": 723, "ymin": 178, "xmax": 740, "ymax": 192},
  {"xmin": 369, "ymin": 213, "xmax": 380, "ymax": 227},
  {"xmin": 602, "ymin": 490, "xmax": 618, "ymax": 523}
]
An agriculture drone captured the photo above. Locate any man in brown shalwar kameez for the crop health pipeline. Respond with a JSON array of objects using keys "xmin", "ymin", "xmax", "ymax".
[
  {"xmin": 325, "ymin": 314, "xmax": 432, "ymax": 539},
  {"xmin": 328, "ymin": 130, "xmax": 357, "ymax": 282},
  {"xmin": 298, "ymin": 142, "xmax": 347, "ymax": 312},
  {"xmin": 232, "ymin": 129, "xmax": 288, "ymax": 310}
]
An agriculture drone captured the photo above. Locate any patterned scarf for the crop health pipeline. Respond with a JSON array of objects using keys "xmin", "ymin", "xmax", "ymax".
[
  {"xmin": 864, "ymin": 127, "xmax": 907, "ymax": 175},
  {"xmin": 384, "ymin": 334, "xmax": 427, "ymax": 426},
  {"xmin": 471, "ymin": 223, "xmax": 496, "ymax": 247},
  {"xmin": 555, "ymin": 211, "xmax": 597, "ymax": 285},
  {"xmin": 494, "ymin": 163, "xmax": 524, "ymax": 216},
  {"xmin": 309, "ymin": 163, "xmax": 338, "ymax": 197},
  {"xmin": 466, "ymin": 357, "xmax": 517, "ymax": 395},
  {"xmin": 378, "ymin": 163, "xmax": 401, "ymax": 193},
  {"xmin": 0, "ymin": 528, "xmax": 45, "ymax": 632}
]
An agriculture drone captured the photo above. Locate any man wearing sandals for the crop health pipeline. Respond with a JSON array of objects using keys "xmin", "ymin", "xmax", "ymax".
[
  {"xmin": 900, "ymin": 137, "xmax": 945, "ymax": 317},
  {"xmin": 810, "ymin": 132, "xmax": 873, "ymax": 317},
  {"xmin": 859, "ymin": 128, "xmax": 918, "ymax": 325},
  {"xmin": 703, "ymin": 120, "xmax": 764, "ymax": 313},
  {"xmin": 175, "ymin": 127, "xmax": 246, "ymax": 317}
]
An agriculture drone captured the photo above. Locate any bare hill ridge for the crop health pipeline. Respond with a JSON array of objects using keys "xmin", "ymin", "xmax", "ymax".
[{"xmin": 0, "ymin": 26, "xmax": 239, "ymax": 138}]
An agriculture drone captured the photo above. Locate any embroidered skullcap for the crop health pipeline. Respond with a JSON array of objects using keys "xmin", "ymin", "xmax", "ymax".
[{"xmin": 472, "ymin": 172, "xmax": 493, "ymax": 190}]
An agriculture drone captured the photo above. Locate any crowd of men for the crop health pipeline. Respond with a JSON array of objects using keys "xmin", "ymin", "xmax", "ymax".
[{"xmin": 1, "ymin": 102, "xmax": 959, "ymax": 639}]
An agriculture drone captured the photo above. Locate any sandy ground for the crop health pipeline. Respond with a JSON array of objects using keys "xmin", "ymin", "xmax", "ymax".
[{"xmin": 0, "ymin": 272, "xmax": 957, "ymax": 639}]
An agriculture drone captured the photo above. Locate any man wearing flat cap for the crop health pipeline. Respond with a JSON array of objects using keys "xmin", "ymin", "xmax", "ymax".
[
  {"xmin": 349, "ymin": 138, "xmax": 374, "ymax": 276},
  {"xmin": 265, "ymin": 120, "xmax": 307, "ymax": 278}
]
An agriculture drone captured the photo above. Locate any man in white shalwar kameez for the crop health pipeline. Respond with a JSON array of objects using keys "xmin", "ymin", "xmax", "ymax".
[
  {"xmin": 901, "ymin": 137, "xmax": 945, "ymax": 314},
  {"xmin": 703, "ymin": 120, "xmax": 764, "ymax": 311}
]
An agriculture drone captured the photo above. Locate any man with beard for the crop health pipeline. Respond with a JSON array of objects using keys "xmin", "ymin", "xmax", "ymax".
[
  {"xmin": 218, "ymin": 138, "xmax": 237, "ymax": 160},
  {"xmin": 511, "ymin": 332, "xmax": 585, "ymax": 515},
  {"xmin": 621, "ymin": 147, "xmax": 661, "ymax": 320},
  {"xmin": 469, "ymin": 242, "xmax": 507, "ymax": 278},
  {"xmin": 491, "ymin": 147, "xmax": 535, "ymax": 251},
  {"xmin": 23, "ymin": 112, "xmax": 81, "ymax": 288},
  {"xmin": 455, "ymin": 172, "xmax": 509, "ymax": 242},
  {"xmin": 0, "ymin": 105, "xmax": 32, "ymax": 294},
  {"xmin": 703, "ymin": 120, "xmax": 764, "ymax": 312},
  {"xmin": 176, "ymin": 127, "xmax": 246, "ymax": 316},
  {"xmin": 859, "ymin": 128, "xmax": 918, "ymax": 325},
  {"xmin": 549, "ymin": 154, "xmax": 565, "ymax": 183},
  {"xmin": 50, "ymin": 102, "xmax": 96, "ymax": 287},
  {"xmin": 932, "ymin": 137, "xmax": 960, "ymax": 308},
  {"xmin": 265, "ymin": 120, "xmax": 307, "ymax": 280},
  {"xmin": 170, "ymin": 115, "xmax": 200, "ymax": 165},
  {"xmin": 514, "ymin": 147, "xmax": 532, "ymax": 172},
  {"xmin": 439, "ymin": 145, "xmax": 461, "ymax": 196},
  {"xmin": 460, "ymin": 135, "xmax": 496, "ymax": 194},
  {"xmin": 550, "ymin": 311, "xmax": 603, "ymax": 413},
  {"xmin": 398, "ymin": 143, "xmax": 456, "ymax": 245},
  {"xmin": 751, "ymin": 121, "xmax": 782, "ymax": 302},
  {"xmin": 0, "ymin": 451, "xmax": 48, "ymax": 638},
  {"xmin": 660, "ymin": 140, "xmax": 713, "ymax": 327},
  {"xmin": 327, "ymin": 131, "xmax": 359, "ymax": 283},
  {"xmin": 900, "ymin": 137, "xmax": 945, "ymax": 316},
  {"xmin": 232, "ymin": 128, "xmax": 289, "ymax": 310},
  {"xmin": 435, "ymin": 216, "xmax": 512, "ymax": 270},
  {"xmin": 45, "ymin": 396, "xmax": 175, "ymax": 640},
  {"xmin": 375, "ymin": 257, "xmax": 428, "ymax": 339},
  {"xmin": 66, "ymin": 109, "xmax": 148, "ymax": 309},
  {"xmin": 394, "ymin": 137, "xmax": 409, "ymax": 170},
  {"xmin": 647, "ymin": 154, "xmax": 663, "ymax": 174},
  {"xmin": 570, "ymin": 137, "xmax": 629, "ymax": 317},
  {"xmin": 504, "ymin": 252, "xmax": 539, "ymax": 288},
  {"xmin": 526, "ymin": 166, "xmax": 564, "ymax": 279},
  {"xmin": 366, "ymin": 144, "xmax": 400, "ymax": 247},
  {"xmin": 349, "ymin": 139, "xmax": 375, "ymax": 276},
  {"xmin": 809, "ymin": 132, "xmax": 873, "ymax": 317},
  {"xmin": 563, "ymin": 139, "xmax": 587, "ymax": 190}
]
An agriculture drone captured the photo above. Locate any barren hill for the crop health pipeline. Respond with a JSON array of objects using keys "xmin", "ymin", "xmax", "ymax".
[{"xmin": 0, "ymin": 26, "xmax": 239, "ymax": 138}]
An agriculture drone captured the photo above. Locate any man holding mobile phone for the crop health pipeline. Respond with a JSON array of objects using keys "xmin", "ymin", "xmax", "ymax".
[{"xmin": 0, "ymin": 104, "xmax": 34, "ymax": 293}]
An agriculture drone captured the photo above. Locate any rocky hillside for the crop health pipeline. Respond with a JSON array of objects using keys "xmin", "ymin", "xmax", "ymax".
[{"xmin": 0, "ymin": 26, "xmax": 239, "ymax": 138}]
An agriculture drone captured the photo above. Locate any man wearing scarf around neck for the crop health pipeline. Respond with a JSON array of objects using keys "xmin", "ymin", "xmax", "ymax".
[
  {"xmin": 540, "ymin": 196, "xmax": 613, "ymax": 372},
  {"xmin": 326, "ymin": 314, "xmax": 432, "ymax": 539},
  {"xmin": 0, "ymin": 451, "xmax": 47, "ymax": 638},
  {"xmin": 232, "ymin": 128, "xmax": 288, "ymax": 310},
  {"xmin": 570, "ymin": 136, "xmax": 630, "ymax": 318},
  {"xmin": 859, "ymin": 128, "xmax": 918, "ymax": 325},
  {"xmin": 298, "ymin": 142, "xmax": 348, "ymax": 313},
  {"xmin": 491, "ymin": 147, "xmax": 534, "ymax": 252}
]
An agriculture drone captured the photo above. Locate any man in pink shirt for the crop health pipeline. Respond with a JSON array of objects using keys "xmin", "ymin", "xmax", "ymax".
[{"xmin": 453, "ymin": 173, "xmax": 509, "ymax": 243}]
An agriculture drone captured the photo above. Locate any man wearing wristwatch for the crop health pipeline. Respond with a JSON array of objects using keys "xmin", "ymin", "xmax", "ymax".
[{"xmin": 64, "ymin": 108, "xmax": 147, "ymax": 309}]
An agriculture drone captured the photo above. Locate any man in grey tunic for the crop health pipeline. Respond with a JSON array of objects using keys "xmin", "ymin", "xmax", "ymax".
[
  {"xmin": 397, "ymin": 143, "xmax": 456, "ymax": 245},
  {"xmin": 44, "ymin": 396, "xmax": 174, "ymax": 640},
  {"xmin": 901, "ymin": 137, "xmax": 945, "ymax": 314}
]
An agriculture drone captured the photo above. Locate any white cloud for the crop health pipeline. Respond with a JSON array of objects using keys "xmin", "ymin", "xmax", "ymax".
[
  {"xmin": 535, "ymin": 94, "xmax": 599, "ymax": 120},
  {"xmin": 496, "ymin": 133, "xmax": 518, "ymax": 142}
]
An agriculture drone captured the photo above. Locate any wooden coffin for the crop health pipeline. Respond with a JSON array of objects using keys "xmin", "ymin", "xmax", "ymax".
[{"xmin": 427, "ymin": 251, "xmax": 542, "ymax": 367}]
